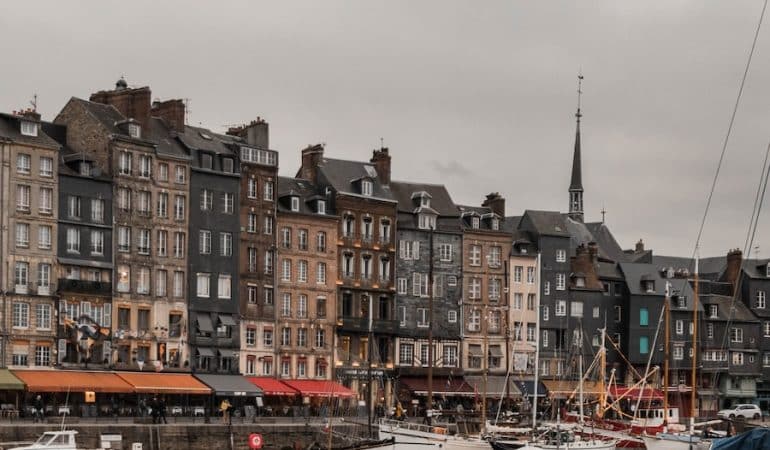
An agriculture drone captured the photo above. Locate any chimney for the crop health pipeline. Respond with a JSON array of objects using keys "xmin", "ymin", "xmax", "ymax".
[
  {"xmin": 482, "ymin": 192, "xmax": 506, "ymax": 217},
  {"xmin": 89, "ymin": 78, "xmax": 151, "ymax": 128},
  {"xmin": 300, "ymin": 144, "xmax": 324, "ymax": 183},
  {"xmin": 227, "ymin": 117, "xmax": 269, "ymax": 148},
  {"xmin": 635, "ymin": 239, "xmax": 645, "ymax": 253},
  {"xmin": 18, "ymin": 109, "xmax": 41, "ymax": 122},
  {"xmin": 725, "ymin": 248, "xmax": 743, "ymax": 291},
  {"xmin": 370, "ymin": 147, "xmax": 391, "ymax": 185},
  {"xmin": 151, "ymin": 99, "xmax": 186, "ymax": 131}
]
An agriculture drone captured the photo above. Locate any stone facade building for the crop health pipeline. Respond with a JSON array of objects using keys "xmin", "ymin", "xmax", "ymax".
[
  {"xmin": 0, "ymin": 111, "xmax": 60, "ymax": 368},
  {"xmin": 273, "ymin": 177, "xmax": 338, "ymax": 380},
  {"xmin": 390, "ymin": 181, "xmax": 463, "ymax": 383}
]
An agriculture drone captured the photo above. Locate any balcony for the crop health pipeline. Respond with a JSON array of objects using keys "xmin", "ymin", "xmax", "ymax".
[
  {"xmin": 58, "ymin": 278, "xmax": 112, "ymax": 295},
  {"xmin": 36, "ymin": 284, "xmax": 51, "ymax": 296},
  {"xmin": 337, "ymin": 316, "xmax": 399, "ymax": 334}
]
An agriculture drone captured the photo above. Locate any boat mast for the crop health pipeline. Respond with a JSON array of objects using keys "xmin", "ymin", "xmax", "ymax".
[
  {"xmin": 532, "ymin": 252, "xmax": 541, "ymax": 431},
  {"xmin": 367, "ymin": 294, "xmax": 373, "ymax": 437},
  {"xmin": 578, "ymin": 332, "xmax": 585, "ymax": 424},
  {"xmin": 427, "ymin": 224, "xmax": 435, "ymax": 414},
  {"xmin": 599, "ymin": 322, "xmax": 606, "ymax": 418},
  {"xmin": 690, "ymin": 251, "xmax": 699, "ymax": 433},
  {"xmin": 663, "ymin": 281, "xmax": 671, "ymax": 426}
]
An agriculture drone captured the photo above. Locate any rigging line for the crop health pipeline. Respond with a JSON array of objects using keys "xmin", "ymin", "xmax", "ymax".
[{"xmin": 691, "ymin": 0, "xmax": 768, "ymax": 256}]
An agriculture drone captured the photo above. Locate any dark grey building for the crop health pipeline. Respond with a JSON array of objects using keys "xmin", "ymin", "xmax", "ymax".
[
  {"xmin": 390, "ymin": 181, "xmax": 463, "ymax": 378},
  {"xmin": 180, "ymin": 126, "xmax": 242, "ymax": 373}
]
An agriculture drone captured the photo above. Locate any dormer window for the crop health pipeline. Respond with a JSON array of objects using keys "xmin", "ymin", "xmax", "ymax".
[
  {"xmin": 491, "ymin": 218, "xmax": 500, "ymax": 230},
  {"xmin": 471, "ymin": 217, "xmax": 480, "ymax": 229},
  {"xmin": 420, "ymin": 196, "xmax": 430, "ymax": 207},
  {"xmin": 317, "ymin": 200, "xmax": 326, "ymax": 214},
  {"xmin": 20, "ymin": 121, "xmax": 38, "ymax": 137},
  {"xmin": 418, "ymin": 214, "xmax": 436, "ymax": 230},
  {"xmin": 361, "ymin": 180, "xmax": 373, "ymax": 196},
  {"xmin": 79, "ymin": 161, "xmax": 92, "ymax": 176},
  {"xmin": 222, "ymin": 158, "xmax": 234, "ymax": 173},
  {"xmin": 290, "ymin": 197, "xmax": 300, "ymax": 212},
  {"xmin": 643, "ymin": 280, "xmax": 655, "ymax": 293},
  {"xmin": 201, "ymin": 154, "xmax": 213, "ymax": 170},
  {"xmin": 128, "ymin": 123, "xmax": 141, "ymax": 139},
  {"xmin": 575, "ymin": 276, "xmax": 586, "ymax": 288},
  {"xmin": 709, "ymin": 304, "xmax": 718, "ymax": 318}
]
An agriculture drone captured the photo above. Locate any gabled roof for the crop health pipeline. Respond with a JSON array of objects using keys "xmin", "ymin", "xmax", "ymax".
[
  {"xmin": 585, "ymin": 222, "xmax": 629, "ymax": 263},
  {"xmin": 701, "ymin": 294, "xmax": 759, "ymax": 323},
  {"xmin": 277, "ymin": 176, "xmax": 334, "ymax": 216},
  {"xmin": 520, "ymin": 210, "xmax": 569, "ymax": 237},
  {"xmin": 390, "ymin": 181, "xmax": 459, "ymax": 217},
  {"xmin": 144, "ymin": 118, "xmax": 189, "ymax": 159},
  {"xmin": 619, "ymin": 262, "xmax": 700, "ymax": 311},
  {"xmin": 317, "ymin": 157, "xmax": 394, "ymax": 201},
  {"xmin": 67, "ymin": 97, "xmax": 127, "ymax": 136},
  {"xmin": 176, "ymin": 125, "xmax": 237, "ymax": 156},
  {"xmin": 0, "ymin": 113, "xmax": 60, "ymax": 149},
  {"xmin": 650, "ymin": 255, "xmax": 726, "ymax": 281}
]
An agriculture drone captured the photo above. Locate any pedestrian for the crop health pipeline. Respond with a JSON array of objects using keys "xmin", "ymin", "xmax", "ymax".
[
  {"xmin": 150, "ymin": 396, "xmax": 159, "ymax": 424},
  {"xmin": 220, "ymin": 399, "xmax": 232, "ymax": 424},
  {"xmin": 32, "ymin": 395, "xmax": 44, "ymax": 423},
  {"xmin": 157, "ymin": 397, "xmax": 167, "ymax": 424}
]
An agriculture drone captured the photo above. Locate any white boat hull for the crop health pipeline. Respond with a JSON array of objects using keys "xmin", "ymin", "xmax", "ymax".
[
  {"xmin": 378, "ymin": 419, "xmax": 491, "ymax": 450},
  {"xmin": 515, "ymin": 442, "xmax": 616, "ymax": 450},
  {"xmin": 641, "ymin": 435, "xmax": 710, "ymax": 450}
]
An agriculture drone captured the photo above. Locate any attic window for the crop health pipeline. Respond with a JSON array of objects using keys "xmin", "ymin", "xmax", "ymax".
[
  {"xmin": 418, "ymin": 214, "xmax": 435, "ymax": 230},
  {"xmin": 20, "ymin": 121, "xmax": 38, "ymax": 137},
  {"xmin": 79, "ymin": 161, "xmax": 92, "ymax": 176},
  {"xmin": 291, "ymin": 197, "xmax": 300, "ymax": 212},
  {"xmin": 643, "ymin": 280, "xmax": 655, "ymax": 293},
  {"xmin": 317, "ymin": 200, "xmax": 326, "ymax": 215},
  {"xmin": 222, "ymin": 158, "xmax": 234, "ymax": 173},
  {"xmin": 200, "ymin": 131, "xmax": 212, "ymax": 140},
  {"xmin": 128, "ymin": 123, "xmax": 141, "ymax": 139},
  {"xmin": 361, "ymin": 180, "xmax": 373, "ymax": 196},
  {"xmin": 709, "ymin": 304, "xmax": 718, "ymax": 318},
  {"xmin": 201, "ymin": 154, "xmax": 213, "ymax": 170},
  {"xmin": 491, "ymin": 218, "xmax": 500, "ymax": 230},
  {"xmin": 420, "ymin": 195, "xmax": 430, "ymax": 207},
  {"xmin": 575, "ymin": 276, "xmax": 586, "ymax": 288},
  {"xmin": 471, "ymin": 217, "xmax": 480, "ymax": 229}
]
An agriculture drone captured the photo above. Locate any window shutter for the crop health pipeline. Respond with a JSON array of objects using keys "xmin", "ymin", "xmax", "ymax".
[
  {"xmin": 414, "ymin": 241, "xmax": 420, "ymax": 259},
  {"xmin": 413, "ymin": 273, "xmax": 421, "ymax": 296},
  {"xmin": 103, "ymin": 304, "xmax": 112, "ymax": 328},
  {"xmin": 399, "ymin": 241, "xmax": 406, "ymax": 259}
]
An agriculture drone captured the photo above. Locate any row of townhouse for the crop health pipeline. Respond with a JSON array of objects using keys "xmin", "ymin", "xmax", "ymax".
[{"xmin": 5, "ymin": 78, "xmax": 770, "ymax": 414}]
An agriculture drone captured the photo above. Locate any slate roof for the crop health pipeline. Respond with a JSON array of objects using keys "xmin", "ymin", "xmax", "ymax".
[
  {"xmin": 701, "ymin": 294, "xmax": 759, "ymax": 323},
  {"xmin": 277, "ymin": 176, "xmax": 334, "ymax": 216},
  {"xmin": 585, "ymin": 222, "xmax": 629, "ymax": 263},
  {"xmin": 144, "ymin": 118, "xmax": 189, "ymax": 159},
  {"xmin": 317, "ymin": 157, "xmax": 394, "ymax": 201},
  {"xmin": 0, "ymin": 113, "xmax": 60, "ymax": 149},
  {"xmin": 503, "ymin": 215, "xmax": 522, "ymax": 234},
  {"xmin": 741, "ymin": 258, "xmax": 770, "ymax": 279},
  {"xmin": 176, "ymin": 125, "xmax": 237, "ymax": 156},
  {"xmin": 390, "ymin": 181, "xmax": 459, "ymax": 217},
  {"xmin": 520, "ymin": 210, "xmax": 569, "ymax": 237},
  {"xmin": 619, "ymin": 262, "xmax": 701, "ymax": 311},
  {"xmin": 68, "ymin": 97, "xmax": 127, "ymax": 136},
  {"xmin": 650, "ymin": 255, "xmax": 726, "ymax": 280},
  {"xmin": 457, "ymin": 205, "xmax": 509, "ymax": 233}
]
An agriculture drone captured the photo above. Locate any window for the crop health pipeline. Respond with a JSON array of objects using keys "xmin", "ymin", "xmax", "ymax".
[
  {"xmin": 399, "ymin": 343, "xmax": 414, "ymax": 365},
  {"xmin": 640, "ymin": 308, "xmax": 649, "ymax": 326},
  {"xmin": 15, "ymin": 223, "xmax": 29, "ymax": 248},
  {"xmin": 12, "ymin": 302, "xmax": 29, "ymax": 328},
  {"xmin": 173, "ymin": 271, "xmax": 184, "ymax": 298},
  {"xmin": 448, "ymin": 275, "xmax": 457, "ymax": 286},
  {"xmin": 173, "ymin": 232, "xmax": 185, "ymax": 258},
  {"xmin": 264, "ymin": 250, "xmax": 274, "ymax": 274},
  {"xmin": 117, "ymin": 187, "xmax": 131, "ymax": 211},
  {"xmin": 117, "ymin": 265, "xmax": 130, "ymax": 292},
  {"xmin": 15, "ymin": 184, "xmax": 30, "ymax": 212},
  {"xmin": 543, "ymin": 306, "xmax": 550, "ymax": 321},
  {"xmin": 556, "ymin": 249, "xmax": 566, "ymax": 262},
  {"xmin": 282, "ymin": 259, "xmax": 292, "ymax": 282},
  {"xmin": 66, "ymin": 228, "xmax": 80, "ymax": 253},
  {"xmin": 468, "ymin": 310, "xmax": 481, "ymax": 332},
  {"xmin": 39, "ymin": 187, "xmax": 52, "ymax": 214},
  {"xmin": 174, "ymin": 195, "xmax": 185, "ymax": 220},
  {"xmin": 491, "ymin": 218, "xmax": 500, "ymax": 230},
  {"xmin": 17, "ymin": 153, "xmax": 31, "ymax": 174},
  {"xmin": 471, "ymin": 217, "xmax": 480, "ymax": 229},
  {"xmin": 67, "ymin": 195, "xmax": 81, "ymax": 219},
  {"xmin": 397, "ymin": 278, "xmax": 407, "ymax": 295},
  {"xmin": 247, "ymin": 247, "xmax": 258, "ymax": 272},
  {"xmin": 119, "ymin": 152, "xmax": 132, "ymax": 175},
  {"xmin": 733, "ymin": 352, "xmax": 744, "ymax": 366},
  {"xmin": 765, "ymin": 321, "xmax": 770, "ymax": 337},
  {"xmin": 247, "ymin": 213, "xmax": 257, "ymax": 233},
  {"xmin": 137, "ymin": 191, "xmax": 151, "ymax": 215},
  {"xmin": 361, "ymin": 180, "xmax": 373, "ymax": 196},
  {"xmin": 317, "ymin": 232, "xmax": 327, "ymax": 251},
  {"xmin": 38, "ymin": 225, "xmax": 51, "ymax": 250},
  {"xmin": 418, "ymin": 214, "xmax": 436, "ymax": 230},
  {"xmin": 544, "ymin": 281, "xmax": 550, "ymax": 295},
  {"xmin": 247, "ymin": 285, "xmax": 257, "ymax": 304},
  {"xmin": 707, "ymin": 323, "xmax": 715, "ymax": 339},
  {"xmin": 556, "ymin": 273, "xmax": 566, "ymax": 290},
  {"xmin": 317, "ymin": 262, "xmax": 327, "ymax": 284},
  {"xmin": 527, "ymin": 294, "xmax": 536, "ymax": 310},
  {"xmin": 296, "ymin": 229, "xmax": 308, "ymax": 250},
  {"xmin": 489, "ymin": 278, "xmax": 501, "ymax": 301},
  {"xmin": 128, "ymin": 123, "xmax": 141, "ymax": 138},
  {"xmin": 139, "ymin": 155, "xmax": 151, "ymax": 178},
  {"xmin": 673, "ymin": 346, "xmax": 684, "ymax": 360},
  {"xmin": 200, "ymin": 189, "xmax": 213, "ymax": 211},
  {"xmin": 220, "ymin": 232, "xmax": 232, "ymax": 256},
  {"xmin": 158, "ymin": 163, "xmax": 168, "ymax": 181},
  {"xmin": 298, "ymin": 260, "xmax": 308, "ymax": 282},
  {"xmin": 488, "ymin": 246, "xmax": 502, "ymax": 268},
  {"xmin": 264, "ymin": 216, "xmax": 273, "ymax": 235},
  {"xmin": 731, "ymin": 327, "xmax": 744, "ymax": 343},
  {"xmin": 362, "ymin": 217, "xmax": 373, "ymax": 240},
  {"xmin": 469, "ymin": 245, "xmax": 481, "ymax": 266},
  {"xmin": 417, "ymin": 308, "xmax": 429, "ymax": 327},
  {"xmin": 263, "ymin": 328, "xmax": 274, "ymax": 347},
  {"xmin": 281, "ymin": 327, "xmax": 291, "ymax": 347},
  {"xmin": 399, "ymin": 240, "xmax": 421, "ymax": 260},
  {"xmin": 380, "ymin": 219, "xmax": 391, "ymax": 243},
  {"xmin": 555, "ymin": 300, "xmax": 567, "ymax": 316},
  {"xmin": 263, "ymin": 181, "xmax": 274, "ymax": 200},
  {"xmin": 527, "ymin": 267, "xmax": 536, "ymax": 284},
  {"xmin": 196, "ymin": 273, "xmax": 210, "ymax": 297},
  {"xmin": 35, "ymin": 304, "xmax": 51, "ymax": 330},
  {"xmin": 296, "ymin": 295, "xmax": 307, "ymax": 318},
  {"xmin": 91, "ymin": 230, "xmax": 104, "ymax": 255},
  {"xmin": 317, "ymin": 200, "xmax": 326, "ymax": 214},
  {"xmin": 137, "ymin": 267, "xmax": 150, "ymax": 294},
  {"xmin": 20, "ymin": 121, "xmax": 38, "ymax": 137},
  {"xmin": 361, "ymin": 255, "xmax": 372, "ymax": 279},
  {"xmin": 34, "ymin": 346, "xmax": 50, "ymax": 367},
  {"xmin": 199, "ymin": 230, "xmax": 211, "ymax": 254},
  {"xmin": 115, "ymin": 227, "xmax": 130, "ymax": 253},
  {"xmin": 175, "ymin": 165, "xmax": 185, "ymax": 183},
  {"xmin": 676, "ymin": 320, "xmax": 684, "ymax": 334},
  {"xmin": 758, "ymin": 291, "xmax": 766, "ymax": 309},
  {"xmin": 39, "ymin": 157, "xmax": 53, "ymax": 177},
  {"xmin": 468, "ymin": 277, "xmax": 481, "ymax": 299},
  {"xmin": 156, "ymin": 270, "xmax": 167, "ymax": 297},
  {"xmin": 156, "ymin": 230, "xmax": 167, "ymax": 257},
  {"xmin": 218, "ymin": 275, "xmax": 232, "ymax": 299},
  {"xmin": 289, "ymin": 196, "xmax": 300, "ymax": 212},
  {"xmin": 571, "ymin": 301, "xmax": 583, "ymax": 318},
  {"xmin": 438, "ymin": 243, "xmax": 453, "ymax": 262},
  {"xmin": 222, "ymin": 158, "xmax": 234, "ymax": 173},
  {"xmin": 514, "ymin": 266, "xmax": 523, "ymax": 283},
  {"xmin": 223, "ymin": 193, "xmax": 234, "ymax": 213},
  {"xmin": 281, "ymin": 227, "xmax": 291, "ymax": 248},
  {"xmin": 247, "ymin": 178, "xmax": 257, "ymax": 198},
  {"xmin": 639, "ymin": 336, "xmax": 650, "ymax": 354},
  {"xmin": 709, "ymin": 304, "xmax": 719, "ymax": 317},
  {"xmin": 297, "ymin": 328, "xmax": 308, "ymax": 347},
  {"xmin": 316, "ymin": 297, "xmax": 326, "ymax": 318},
  {"xmin": 448, "ymin": 310, "xmax": 458, "ymax": 323},
  {"xmin": 138, "ymin": 229, "xmax": 150, "ymax": 255}
]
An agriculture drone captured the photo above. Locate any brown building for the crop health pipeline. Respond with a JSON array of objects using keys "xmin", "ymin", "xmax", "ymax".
[
  {"xmin": 55, "ymin": 80, "xmax": 191, "ymax": 370},
  {"xmin": 298, "ymin": 145, "xmax": 398, "ymax": 403},
  {"xmin": 0, "ymin": 110, "xmax": 60, "ymax": 368},
  {"xmin": 271, "ymin": 176, "xmax": 338, "ymax": 380},
  {"xmin": 459, "ymin": 193, "xmax": 512, "ymax": 377}
]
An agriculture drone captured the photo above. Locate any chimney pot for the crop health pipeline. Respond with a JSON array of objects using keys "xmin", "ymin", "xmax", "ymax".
[{"xmin": 635, "ymin": 239, "xmax": 645, "ymax": 253}]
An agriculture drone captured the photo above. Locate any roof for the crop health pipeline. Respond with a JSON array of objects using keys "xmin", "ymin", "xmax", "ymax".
[
  {"xmin": 13, "ymin": 370, "xmax": 133, "ymax": 393},
  {"xmin": 585, "ymin": 222, "xmax": 629, "ymax": 263},
  {"xmin": 277, "ymin": 176, "xmax": 334, "ymax": 216},
  {"xmin": 116, "ymin": 372, "xmax": 211, "ymax": 395},
  {"xmin": 317, "ymin": 157, "xmax": 395, "ymax": 201},
  {"xmin": 741, "ymin": 258, "xmax": 770, "ymax": 279},
  {"xmin": 0, "ymin": 113, "xmax": 60, "ymax": 149},
  {"xmin": 246, "ymin": 377, "xmax": 299, "ymax": 396},
  {"xmin": 619, "ymin": 262, "xmax": 700, "ymax": 310},
  {"xmin": 701, "ymin": 294, "xmax": 759, "ymax": 323},
  {"xmin": 502, "ymin": 215, "xmax": 522, "ymax": 234},
  {"xmin": 400, "ymin": 377, "xmax": 474, "ymax": 397},
  {"xmin": 520, "ymin": 210, "xmax": 570, "ymax": 237},
  {"xmin": 281, "ymin": 380, "xmax": 356, "ymax": 398},
  {"xmin": 177, "ymin": 125, "xmax": 237, "ymax": 156},
  {"xmin": 194, "ymin": 374, "xmax": 262, "ymax": 397},
  {"xmin": 67, "ymin": 97, "xmax": 128, "ymax": 137},
  {"xmin": 145, "ymin": 117, "xmax": 189, "ymax": 159},
  {"xmin": 650, "ymin": 255, "xmax": 726, "ymax": 280},
  {"xmin": 390, "ymin": 181, "xmax": 460, "ymax": 216}
]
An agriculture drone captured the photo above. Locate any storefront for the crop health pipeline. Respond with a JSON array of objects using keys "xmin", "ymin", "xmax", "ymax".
[
  {"xmin": 116, "ymin": 371, "xmax": 211, "ymax": 416},
  {"xmin": 0, "ymin": 369, "xmax": 25, "ymax": 417},
  {"xmin": 282, "ymin": 379, "xmax": 356, "ymax": 416},
  {"xmin": 246, "ymin": 377, "xmax": 298, "ymax": 414},
  {"xmin": 194, "ymin": 374, "xmax": 263, "ymax": 418}
]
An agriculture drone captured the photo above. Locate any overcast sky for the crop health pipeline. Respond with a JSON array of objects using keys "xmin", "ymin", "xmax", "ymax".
[{"xmin": 2, "ymin": 1, "xmax": 770, "ymax": 258}]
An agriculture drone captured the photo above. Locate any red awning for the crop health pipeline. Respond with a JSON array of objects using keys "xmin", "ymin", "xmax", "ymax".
[
  {"xmin": 609, "ymin": 386, "xmax": 664, "ymax": 400},
  {"xmin": 399, "ymin": 377, "xmax": 475, "ymax": 397},
  {"xmin": 246, "ymin": 377, "xmax": 298, "ymax": 396},
  {"xmin": 282, "ymin": 380, "xmax": 356, "ymax": 398}
]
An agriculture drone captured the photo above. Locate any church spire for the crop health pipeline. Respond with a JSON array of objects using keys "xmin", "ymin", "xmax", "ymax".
[{"xmin": 569, "ymin": 73, "xmax": 584, "ymax": 222}]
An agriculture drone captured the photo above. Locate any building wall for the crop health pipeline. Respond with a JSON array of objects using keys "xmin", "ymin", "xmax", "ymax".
[{"xmin": 509, "ymin": 253, "xmax": 538, "ymax": 378}]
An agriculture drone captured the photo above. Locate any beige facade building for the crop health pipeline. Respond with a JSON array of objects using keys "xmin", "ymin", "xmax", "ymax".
[
  {"xmin": 508, "ymin": 237, "xmax": 539, "ymax": 379},
  {"xmin": 0, "ymin": 110, "xmax": 60, "ymax": 368}
]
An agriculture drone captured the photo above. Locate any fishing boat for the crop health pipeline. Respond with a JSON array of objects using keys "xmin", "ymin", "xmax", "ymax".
[
  {"xmin": 377, "ymin": 418, "xmax": 491, "ymax": 450},
  {"xmin": 8, "ymin": 431, "xmax": 83, "ymax": 450}
]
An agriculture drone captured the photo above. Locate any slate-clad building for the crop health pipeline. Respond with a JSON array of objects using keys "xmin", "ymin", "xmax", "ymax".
[
  {"xmin": 390, "ymin": 181, "xmax": 463, "ymax": 378},
  {"xmin": 298, "ymin": 145, "xmax": 398, "ymax": 403}
]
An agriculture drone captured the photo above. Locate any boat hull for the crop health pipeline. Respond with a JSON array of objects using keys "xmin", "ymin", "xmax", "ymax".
[
  {"xmin": 641, "ymin": 435, "xmax": 710, "ymax": 450},
  {"xmin": 378, "ymin": 420, "xmax": 491, "ymax": 450}
]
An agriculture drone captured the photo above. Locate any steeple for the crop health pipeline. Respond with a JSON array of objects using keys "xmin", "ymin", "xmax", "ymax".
[{"xmin": 569, "ymin": 73, "xmax": 584, "ymax": 222}]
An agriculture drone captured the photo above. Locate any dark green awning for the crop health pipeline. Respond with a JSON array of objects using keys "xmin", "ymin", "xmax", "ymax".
[{"xmin": 0, "ymin": 369, "xmax": 25, "ymax": 390}]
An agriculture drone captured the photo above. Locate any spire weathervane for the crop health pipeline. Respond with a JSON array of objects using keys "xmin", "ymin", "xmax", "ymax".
[{"xmin": 576, "ymin": 72, "xmax": 584, "ymax": 120}]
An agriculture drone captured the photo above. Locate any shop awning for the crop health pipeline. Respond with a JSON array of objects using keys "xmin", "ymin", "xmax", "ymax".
[
  {"xmin": 542, "ymin": 380, "xmax": 604, "ymax": 398},
  {"xmin": 609, "ymin": 386, "xmax": 663, "ymax": 401},
  {"xmin": 13, "ymin": 370, "xmax": 133, "ymax": 393},
  {"xmin": 399, "ymin": 377, "xmax": 474, "ymax": 397},
  {"xmin": 116, "ymin": 372, "xmax": 211, "ymax": 395},
  {"xmin": 0, "ymin": 369, "xmax": 25, "ymax": 390},
  {"xmin": 196, "ymin": 347, "xmax": 215, "ymax": 357},
  {"xmin": 246, "ymin": 377, "xmax": 299, "ymax": 396},
  {"xmin": 218, "ymin": 315, "xmax": 237, "ymax": 326},
  {"xmin": 196, "ymin": 314, "xmax": 214, "ymax": 333},
  {"xmin": 194, "ymin": 374, "xmax": 262, "ymax": 397},
  {"xmin": 513, "ymin": 380, "xmax": 547, "ymax": 397},
  {"xmin": 464, "ymin": 376, "xmax": 522, "ymax": 397},
  {"xmin": 282, "ymin": 380, "xmax": 356, "ymax": 398},
  {"xmin": 218, "ymin": 349, "xmax": 237, "ymax": 358},
  {"xmin": 488, "ymin": 346, "xmax": 504, "ymax": 357}
]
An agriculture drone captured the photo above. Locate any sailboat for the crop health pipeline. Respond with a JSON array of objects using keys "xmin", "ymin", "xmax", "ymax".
[{"xmin": 378, "ymin": 225, "xmax": 491, "ymax": 450}]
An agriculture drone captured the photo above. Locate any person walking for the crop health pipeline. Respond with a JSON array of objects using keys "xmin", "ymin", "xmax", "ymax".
[
  {"xmin": 32, "ymin": 395, "xmax": 44, "ymax": 423},
  {"xmin": 157, "ymin": 397, "xmax": 167, "ymax": 424},
  {"xmin": 150, "ymin": 397, "xmax": 159, "ymax": 424},
  {"xmin": 220, "ymin": 399, "xmax": 232, "ymax": 424}
]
